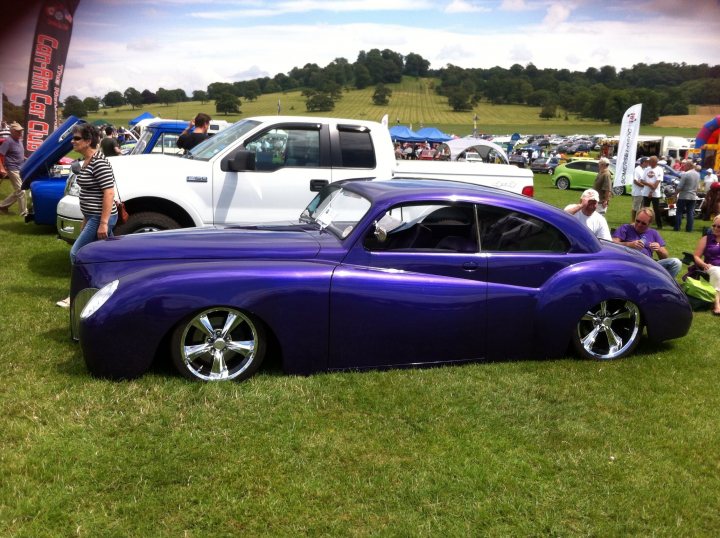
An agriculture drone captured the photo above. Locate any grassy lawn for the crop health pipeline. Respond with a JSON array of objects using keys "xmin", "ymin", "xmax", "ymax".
[
  {"xmin": 1, "ymin": 176, "xmax": 719, "ymax": 536},
  {"xmin": 89, "ymin": 76, "xmax": 702, "ymax": 138}
]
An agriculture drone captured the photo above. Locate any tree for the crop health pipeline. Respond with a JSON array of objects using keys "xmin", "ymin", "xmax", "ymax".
[
  {"xmin": 372, "ymin": 83, "xmax": 392, "ymax": 105},
  {"xmin": 305, "ymin": 92, "xmax": 335, "ymax": 112},
  {"xmin": 102, "ymin": 91, "xmax": 125, "ymax": 108},
  {"xmin": 192, "ymin": 90, "xmax": 208, "ymax": 103},
  {"xmin": 62, "ymin": 95, "xmax": 87, "ymax": 118},
  {"xmin": 403, "ymin": 53, "xmax": 430, "ymax": 77},
  {"xmin": 353, "ymin": 64, "xmax": 371, "ymax": 89},
  {"xmin": 124, "ymin": 87, "xmax": 143, "ymax": 109},
  {"xmin": 216, "ymin": 93, "xmax": 240, "ymax": 115},
  {"xmin": 82, "ymin": 97, "xmax": 100, "ymax": 112},
  {"xmin": 156, "ymin": 88, "xmax": 178, "ymax": 106},
  {"xmin": 539, "ymin": 103, "xmax": 557, "ymax": 120},
  {"xmin": 447, "ymin": 88, "xmax": 472, "ymax": 111},
  {"xmin": 141, "ymin": 89, "xmax": 157, "ymax": 104}
]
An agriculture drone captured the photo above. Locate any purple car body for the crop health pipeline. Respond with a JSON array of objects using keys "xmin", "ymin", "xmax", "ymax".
[{"xmin": 71, "ymin": 179, "xmax": 692, "ymax": 381}]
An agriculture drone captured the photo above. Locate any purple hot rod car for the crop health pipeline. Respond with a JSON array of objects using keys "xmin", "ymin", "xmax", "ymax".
[{"xmin": 71, "ymin": 179, "xmax": 692, "ymax": 381}]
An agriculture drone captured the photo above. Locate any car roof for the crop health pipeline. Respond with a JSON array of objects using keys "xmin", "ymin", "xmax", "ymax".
[{"xmin": 339, "ymin": 178, "xmax": 530, "ymax": 208}]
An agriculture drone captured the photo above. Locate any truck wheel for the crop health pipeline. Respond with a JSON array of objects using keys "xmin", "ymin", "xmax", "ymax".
[{"xmin": 115, "ymin": 212, "xmax": 181, "ymax": 235}]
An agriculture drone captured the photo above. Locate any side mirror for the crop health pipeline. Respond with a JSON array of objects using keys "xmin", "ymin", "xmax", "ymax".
[
  {"xmin": 374, "ymin": 222, "xmax": 388, "ymax": 243},
  {"xmin": 220, "ymin": 149, "xmax": 255, "ymax": 172}
]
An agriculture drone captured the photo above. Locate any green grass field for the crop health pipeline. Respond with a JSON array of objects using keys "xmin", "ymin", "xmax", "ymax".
[
  {"xmin": 0, "ymin": 173, "xmax": 718, "ymax": 535},
  {"xmin": 89, "ymin": 76, "xmax": 701, "ymax": 138}
]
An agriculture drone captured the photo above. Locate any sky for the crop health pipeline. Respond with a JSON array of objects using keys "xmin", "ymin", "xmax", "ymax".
[{"xmin": 2, "ymin": 0, "xmax": 720, "ymax": 105}]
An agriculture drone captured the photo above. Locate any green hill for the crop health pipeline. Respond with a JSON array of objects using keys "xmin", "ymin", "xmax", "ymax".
[{"xmin": 86, "ymin": 77, "xmax": 699, "ymax": 137}]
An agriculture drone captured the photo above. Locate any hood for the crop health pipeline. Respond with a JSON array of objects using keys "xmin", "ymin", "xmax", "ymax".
[
  {"xmin": 21, "ymin": 116, "xmax": 84, "ymax": 189},
  {"xmin": 75, "ymin": 224, "xmax": 329, "ymax": 264}
]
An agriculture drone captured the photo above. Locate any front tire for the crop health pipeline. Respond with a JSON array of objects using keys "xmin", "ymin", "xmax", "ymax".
[
  {"xmin": 115, "ymin": 211, "xmax": 180, "ymax": 235},
  {"xmin": 555, "ymin": 177, "xmax": 570, "ymax": 190},
  {"xmin": 171, "ymin": 307, "xmax": 266, "ymax": 381},
  {"xmin": 573, "ymin": 299, "xmax": 642, "ymax": 360}
]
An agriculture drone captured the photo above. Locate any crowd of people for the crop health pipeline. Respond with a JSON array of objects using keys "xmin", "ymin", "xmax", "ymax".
[
  {"xmin": 394, "ymin": 142, "xmax": 450, "ymax": 160},
  {"xmin": 564, "ymin": 154, "xmax": 720, "ymax": 315}
]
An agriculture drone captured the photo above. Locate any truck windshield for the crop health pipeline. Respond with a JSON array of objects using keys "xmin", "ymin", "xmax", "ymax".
[{"xmin": 187, "ymin": 119, "xmax": 261, "ymax": 161}]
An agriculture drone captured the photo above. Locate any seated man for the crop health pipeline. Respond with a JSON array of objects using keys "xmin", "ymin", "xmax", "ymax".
[
  {"xmin": 563, "ymin": 188, "xmax": 611, "ymax": 241},
  {"xmin": 612, "ymin": 207, "xmax": 682, "ymax": 278}
]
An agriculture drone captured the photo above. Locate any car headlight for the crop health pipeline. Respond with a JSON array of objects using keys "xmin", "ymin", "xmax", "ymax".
[
  {"xmin": 65, "ymin": 173, "xmax": 80, "ymax": 196},
  {"xmin": 80, "ymin": 280, "xmax": 119, "ymax": 319}
]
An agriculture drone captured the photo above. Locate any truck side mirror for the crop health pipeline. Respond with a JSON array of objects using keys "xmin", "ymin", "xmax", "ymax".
[{"xmin": 220, "ymin": 149, "xmax": 255, "ymax": 172}]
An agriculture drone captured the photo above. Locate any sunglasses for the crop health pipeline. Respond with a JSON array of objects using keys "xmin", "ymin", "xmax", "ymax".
[
  {"xmin": 72, "ymin": 136, "xmax": 84, "ymax": 141},
  {"xmin": 712, "ymin": 224, "xmax": 720, "ymax": 228}
]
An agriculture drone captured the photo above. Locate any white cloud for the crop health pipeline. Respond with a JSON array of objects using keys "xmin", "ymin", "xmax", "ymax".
[
  {"xmin": 500, "ymin": 0, "xmax": 527, "ymax": 11},
  {"xmin": 543, "ymin": 3, "xmax": 571, "ymax": 27},
  {"xmin": 445, "ymin": 1, "xmax": 491, "ymax": 13}
]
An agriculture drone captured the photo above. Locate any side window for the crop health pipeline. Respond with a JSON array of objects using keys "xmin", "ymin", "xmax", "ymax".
[
  {"xmin": 338, "ymin": 128, "xmax": 376, "ymax": 168},
  {"xmin": 478, "ymin": 205, "xmax": 569, "ymax": 252},
  {"xmin": 567, "ymin": 162, "xmax": 582, "ymax": 171},
  {"xmin": 245, "ymin": 128, "xmax": 320, "ymax": 171},
  {"xmin": 587, "ymin": 162, "xmax": 599, "ymax": 173},
  {"xmin": 151, "ymin": 133, "xmax": 182, "ymax": 155},
  {"xmin": 363, "ymin": 202, "xmax": 477, "ymax": 253}
]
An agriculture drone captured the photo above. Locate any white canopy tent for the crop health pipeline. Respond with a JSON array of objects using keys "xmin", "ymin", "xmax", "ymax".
[{"xmin": 441, "ymin": 137, "xmax": 509, "ymax": 164}]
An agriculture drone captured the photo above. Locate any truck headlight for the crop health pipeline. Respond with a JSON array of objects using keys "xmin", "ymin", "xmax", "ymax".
[
  {"xmin": 65, "ymin": 173, "xmax": 80, "ymax": 196},
  {"xmin": 81, "ymin": 280, "xmax": 119, "ymax": 319}
]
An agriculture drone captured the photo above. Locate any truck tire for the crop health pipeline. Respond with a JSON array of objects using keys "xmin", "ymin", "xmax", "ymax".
[{"xmin": 115, "ymin": 211, "xmax": 181, "ymax": 235}]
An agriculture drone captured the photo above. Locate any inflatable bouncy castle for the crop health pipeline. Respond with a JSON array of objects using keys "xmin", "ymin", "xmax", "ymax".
[{"xmin": 694, "ymin": 115, "xmax": 720, "ymax": 173}]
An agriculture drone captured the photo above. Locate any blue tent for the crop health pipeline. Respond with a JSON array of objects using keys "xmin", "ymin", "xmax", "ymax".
[
  {"xmin": 389, "ymin": 125, "xmax": 423, "ymax": 143},
  {"xmin": 129, "ymin": 111, "xmax": 155, "ymax": 126},
  {"xmin": 414, "ymin": 127, "xmax": 452, "ymax": 144}
]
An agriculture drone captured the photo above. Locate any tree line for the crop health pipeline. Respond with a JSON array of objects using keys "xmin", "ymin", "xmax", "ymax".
[{"xmin": 5, "ymin": 49, "xmax": 718, "ymax": 123}]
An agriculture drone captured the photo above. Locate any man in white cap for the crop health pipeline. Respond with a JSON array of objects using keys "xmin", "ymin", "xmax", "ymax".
[
  {"xmin": 564, "ymin": 188, "xmax": 612, "ymax": 240},
  {"xmin": 0, "ymin": 122, "xmax": 28, "ymax": 216}
]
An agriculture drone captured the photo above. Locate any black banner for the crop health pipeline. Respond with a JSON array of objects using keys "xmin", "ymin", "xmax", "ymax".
[{"xmin": 23, "ymin": 0, "xmax": 81, "ymax": 155}]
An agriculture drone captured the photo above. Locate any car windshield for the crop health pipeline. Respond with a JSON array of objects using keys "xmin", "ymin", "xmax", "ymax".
[
  {"xmin": 129, "ymin": 129, "xmax": 152, "ymax": 155},
  {"xmin": 186, "ymin": 119, "xmax": 261, "ymax": 161},
  {"xmin": 299, "ymin": 186, "xmax": 371, "ymax": 239}
]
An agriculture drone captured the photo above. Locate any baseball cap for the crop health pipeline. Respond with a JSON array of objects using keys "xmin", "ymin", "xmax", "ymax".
[
  {"xmin": 9, "ymin": 122, "xmax": 23, "ymax": 131},
  {"xmin": 581, "ymin": 189, "xmax": 600, "ymax": 202},
  {"xmin": 707, "ymin": 168, "xmax": 714, "ymax": 174},
  {"xmin": 598, "ymin": 157, "xmax": 610, "ymax": 165}
]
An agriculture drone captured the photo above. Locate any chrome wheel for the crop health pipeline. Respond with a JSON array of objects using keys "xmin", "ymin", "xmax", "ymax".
[
  {"xmin": 171, "ymin": 307, "xmax": 265, "ymax": 381},
  {"xmin": 556, "ymin": 177, "xmax": 570, "ymax": 190},
  {"xmin": 573, "ymin": 300, "xmax": 642, "ymax": 360}
]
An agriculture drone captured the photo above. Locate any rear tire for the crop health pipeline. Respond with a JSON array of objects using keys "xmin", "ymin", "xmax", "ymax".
[{"xmin": 115, "ymin": 211, "xmax": 181, "ymax": 235}]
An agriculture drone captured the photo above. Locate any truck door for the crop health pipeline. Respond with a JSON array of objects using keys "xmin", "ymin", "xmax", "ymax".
[{"xmin": 212, "ymin": 123, "xmax": 332, "ymax": 224}]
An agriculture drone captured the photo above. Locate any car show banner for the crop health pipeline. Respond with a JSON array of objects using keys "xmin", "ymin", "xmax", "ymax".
[
  {"xmin": 23, "ymin": 0, "xmax": 81, "ymax": 155},
  {"xmin": 614, "ymin": 103, "xmax": 642, "ymax": 189}
]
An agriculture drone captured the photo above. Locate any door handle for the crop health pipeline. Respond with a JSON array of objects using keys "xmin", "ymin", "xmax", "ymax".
[
  {"xmin": 310, "ymin": 179, "xmax": 329, "ymax": 192},
  {"xmin": 462, "ymin": 261, "xmax": 479, "ymax": 271}
]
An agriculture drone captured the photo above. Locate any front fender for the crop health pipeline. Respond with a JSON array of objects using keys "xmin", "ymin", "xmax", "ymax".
[
  {"xmin": 79, "ymin": 260, "xmax": 335, "ymax": 379},
  {"xmin": 534, "ymin": 260, "xmax": 692, "ymax": 357}
]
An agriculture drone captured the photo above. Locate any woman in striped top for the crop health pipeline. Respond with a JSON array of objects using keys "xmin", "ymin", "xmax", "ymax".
[{"xmin": 57, "ymin": 124, "xmax": 118, "ymax": 308}]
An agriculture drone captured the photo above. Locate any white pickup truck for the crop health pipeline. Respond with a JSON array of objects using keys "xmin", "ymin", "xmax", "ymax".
[{"xmin": 56, "ymin": 115, "xmax": 533, "ymax": 241}]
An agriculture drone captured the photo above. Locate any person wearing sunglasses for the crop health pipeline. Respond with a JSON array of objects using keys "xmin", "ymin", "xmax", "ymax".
[
  {"xmin": 692, "ymin": 215, "xmax": 720, "ymax": 315},
  {"xmin": 612, "ymin": 207, "xmax": 682, "ymax": 278},
  {"xmin": 56, "ymin": 124, "xmax": 118, "ymax": 308}
]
